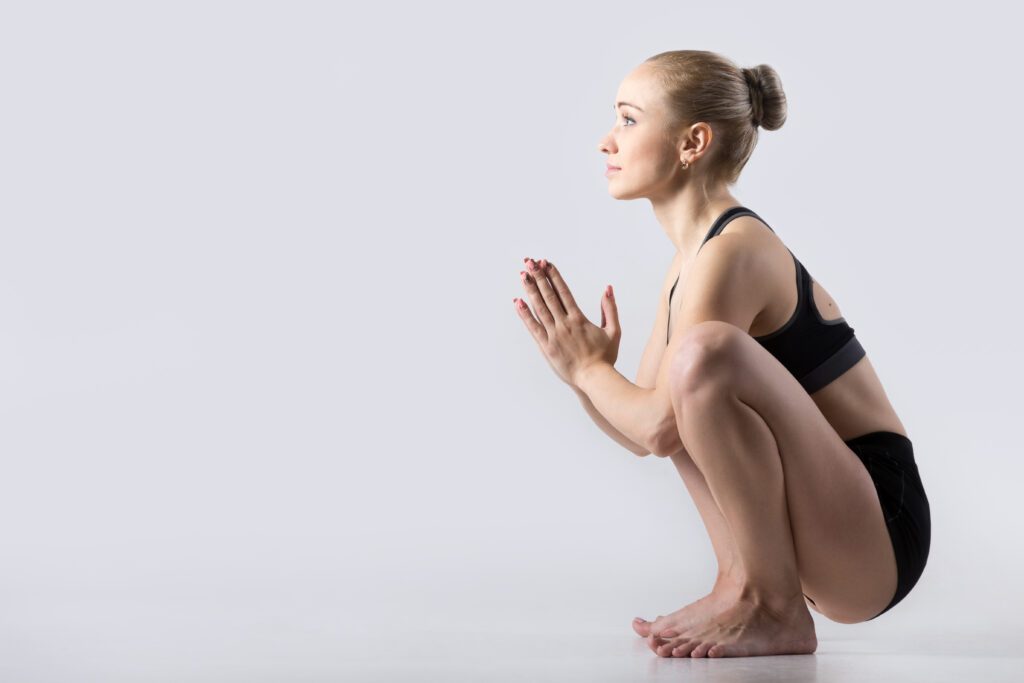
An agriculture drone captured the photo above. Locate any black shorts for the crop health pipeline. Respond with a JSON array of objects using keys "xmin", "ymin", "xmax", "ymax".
[{"xmin": 844, "ymin": 430, "xmax": 931, "ymax": 620}]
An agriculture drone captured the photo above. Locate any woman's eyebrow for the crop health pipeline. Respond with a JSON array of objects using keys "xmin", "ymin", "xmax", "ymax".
[{"xmin": 615, "ymin": 101, "xmax": 644, "ymax": 112}]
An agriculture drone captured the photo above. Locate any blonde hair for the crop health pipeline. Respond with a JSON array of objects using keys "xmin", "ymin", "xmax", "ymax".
[{"xmin": 643, "ymin": 50, "xmax": 787, "ymax": 190}]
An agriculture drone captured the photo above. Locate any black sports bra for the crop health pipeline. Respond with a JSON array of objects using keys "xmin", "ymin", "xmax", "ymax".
[{"xmin": 666, "ymin": 206, "xmax": 866, "ymax": 394}]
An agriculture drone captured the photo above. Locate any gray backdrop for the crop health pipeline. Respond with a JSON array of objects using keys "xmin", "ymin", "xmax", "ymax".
[{"xmin": 1, "ymin": 1, "xmax": 1021, "ymax": 680}]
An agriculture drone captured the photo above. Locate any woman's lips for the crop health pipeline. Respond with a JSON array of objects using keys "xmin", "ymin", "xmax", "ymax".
[{"xmin": 605, "ymin": 166, "xmax": 621, "ymax": 176}]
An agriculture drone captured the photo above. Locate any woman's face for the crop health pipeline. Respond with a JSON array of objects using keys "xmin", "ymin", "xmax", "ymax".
[{"xmin": 597, "ymin": 64, "xmax": 684, "ymax": 200}]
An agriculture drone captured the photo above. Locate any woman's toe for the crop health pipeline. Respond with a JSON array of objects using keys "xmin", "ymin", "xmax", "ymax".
[{"xmin": 690, "ymin": 641, "xmax": 713, "ymax": 658}]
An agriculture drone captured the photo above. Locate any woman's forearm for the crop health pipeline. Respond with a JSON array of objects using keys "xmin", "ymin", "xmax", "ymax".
[
  {"xmin": 572, "ymin": 387, "xmax": 650, "ymax": 456},
  {"xmin": 575, "ymin": 361, "xmax": 667, "ymax": 456}
]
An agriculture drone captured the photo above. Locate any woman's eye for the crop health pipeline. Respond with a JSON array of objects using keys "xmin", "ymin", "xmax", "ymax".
[{"xmin": 622, "ymin": 116, "xmax": 635, "ymax": 126}]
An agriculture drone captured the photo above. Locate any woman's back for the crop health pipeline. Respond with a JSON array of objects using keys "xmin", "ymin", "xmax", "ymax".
[{"xmin": 640, "ymin": 209, "xmax": 907, "ymax": 443}]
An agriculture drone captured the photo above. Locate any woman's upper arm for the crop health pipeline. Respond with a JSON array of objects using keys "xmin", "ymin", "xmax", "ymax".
[{"xmin": 635, "ymin": 252, "xmax": 682, "ymax": 389}]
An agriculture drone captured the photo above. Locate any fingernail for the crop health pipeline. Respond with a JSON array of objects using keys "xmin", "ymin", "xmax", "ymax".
[
  {"xmin": 540, "ymin": 259, "xmax": 548, "ymax": 269},
  {"xmin": 526, "ymin": 260, "xmax": 536, "ymax": 271}
]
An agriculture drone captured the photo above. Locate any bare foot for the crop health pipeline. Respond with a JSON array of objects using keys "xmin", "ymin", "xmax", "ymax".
[
  {"xmin": 632, "ymin": 576, "xmax": 744, "ymax": 649},
  {"xmin": 651, "ymin": 591, "xmax": 817, "ymax": 658}
]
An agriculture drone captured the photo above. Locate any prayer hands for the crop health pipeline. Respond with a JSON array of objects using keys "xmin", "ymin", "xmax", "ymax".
[{"xmin": 514, "ymin": 257, "xmax": 621, "ymax": 388}]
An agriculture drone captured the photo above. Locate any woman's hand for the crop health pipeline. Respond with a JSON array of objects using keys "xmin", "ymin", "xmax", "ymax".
[{"xmin": 514, "ymin": 257, "xmax": 621, "ymax": 388}]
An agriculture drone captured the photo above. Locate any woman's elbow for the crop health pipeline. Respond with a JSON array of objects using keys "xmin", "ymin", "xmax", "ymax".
[{"xmin": 648, "ymin": 415, "xmax": 682, "ymax": 458}]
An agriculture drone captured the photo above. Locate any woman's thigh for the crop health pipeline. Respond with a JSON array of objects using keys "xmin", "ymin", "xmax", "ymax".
[{"xmin": 669, "ymin": 321, "xmax": 900, "ymax": 623}]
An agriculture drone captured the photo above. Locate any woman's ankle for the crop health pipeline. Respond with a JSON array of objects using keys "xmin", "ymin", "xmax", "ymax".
[{"xmin": 713, "ymin": 570, "xmax": 745, "ymax": 594}]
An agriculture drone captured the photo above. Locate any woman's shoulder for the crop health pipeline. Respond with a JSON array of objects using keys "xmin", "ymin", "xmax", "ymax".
[
  {"xmin": 715, "ymin": 214, "xmax": 783, "ymax": 251},
  {"xmin": 713, "ymin": 216, "xmax": 793, "ymax": 282}
]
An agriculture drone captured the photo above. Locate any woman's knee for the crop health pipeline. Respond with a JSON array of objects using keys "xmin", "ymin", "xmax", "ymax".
[{"xmin": 668, "ymin": 325, "xmax": 744, "ymax": 399}]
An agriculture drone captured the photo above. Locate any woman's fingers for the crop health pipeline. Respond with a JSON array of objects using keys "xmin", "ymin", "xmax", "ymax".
[
  {"xmin": 526, "ymin": 259, "xmax": 566, "ymax": 318},
  {"xmin": 514, "ymin": 297, "xmax": 547, "ymax": 342},
  {"xmin": 539, "ymin": 260, "xmax": 579, "ymax": 316},
  {"xmin": 520, "ymin": 269, "xmax": 556, "ymax": 328}
]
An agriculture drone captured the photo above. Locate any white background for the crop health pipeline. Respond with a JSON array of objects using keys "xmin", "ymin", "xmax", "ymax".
[{"xmin": 1, "ymin": 1, "xmax": 1021, "ymax": 680}]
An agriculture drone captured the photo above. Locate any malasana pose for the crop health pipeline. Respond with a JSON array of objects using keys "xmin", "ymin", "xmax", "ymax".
[{"xmin": 512, "ymin": 49, "xmax": 931, "ymax": 659}]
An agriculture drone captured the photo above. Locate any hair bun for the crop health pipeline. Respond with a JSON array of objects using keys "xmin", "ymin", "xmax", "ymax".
[
  {"xmin": 742, "ymin": 64, "xmax": 786, "ymax": 131},
  {"xmin": 742, "ymin": 67, "xmax": 764, "ymax": 128}
]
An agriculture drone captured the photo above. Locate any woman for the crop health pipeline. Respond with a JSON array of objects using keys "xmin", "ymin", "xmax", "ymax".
[{"xmin": 512, "ymin": 50, "xmax": 931, "ymax": 659}]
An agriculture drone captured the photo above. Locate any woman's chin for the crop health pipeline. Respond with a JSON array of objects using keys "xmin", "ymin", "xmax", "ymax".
[{"xmin": 607, "ymin": 186, "xmax": 642, "ymax": 200}]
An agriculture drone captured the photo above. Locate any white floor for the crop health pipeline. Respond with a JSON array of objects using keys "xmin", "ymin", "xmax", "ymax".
[
  {"xmin": 340, "ymin": 628, "xmax": 1024, "ymax": 683},
  {"xmin": 2, "ymin": 593, "xmax": 1022, "ymax": 681}
]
